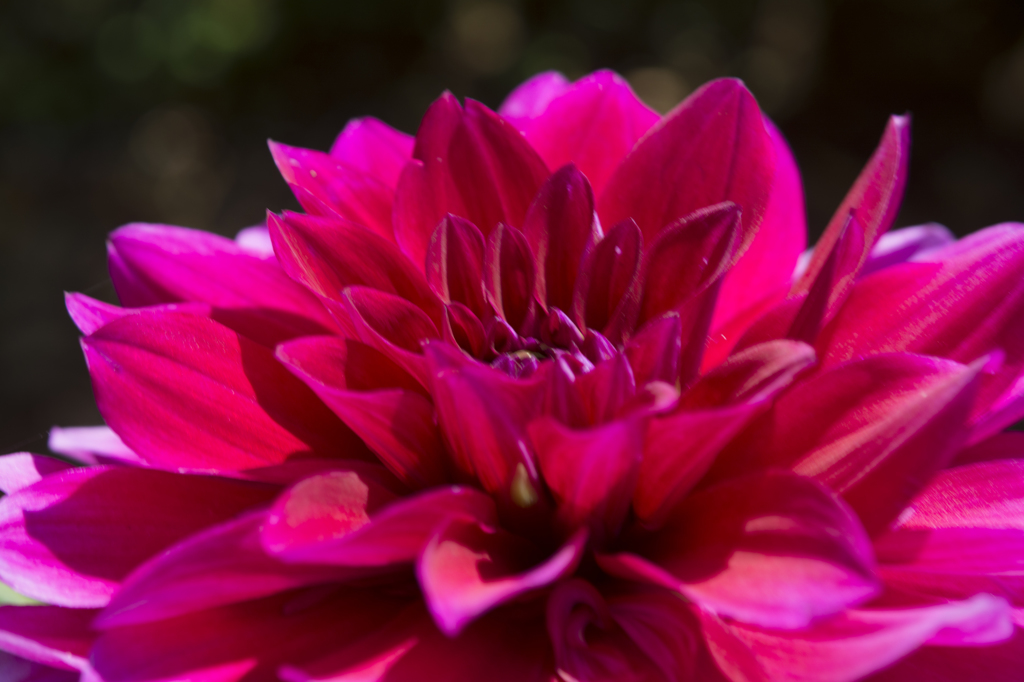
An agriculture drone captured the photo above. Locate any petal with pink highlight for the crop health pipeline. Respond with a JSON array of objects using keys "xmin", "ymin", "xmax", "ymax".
[
  {"xmin": 47, "ymin": 425, "xmax": 140, "ymax": 467},
  {"xmin": 424, "ymin": 214, "xmax": 487, "ymax": 318},
  {"xmin": 329, "ymin": 116, "xmax": 414, "ymax": 189},
  {"xmin": 497, "ymin": 71, "xmax": 570, "ymax": 130},
  {"xmin": 0, "ymin": 455, "xmax": 74, "ymax": 495}
]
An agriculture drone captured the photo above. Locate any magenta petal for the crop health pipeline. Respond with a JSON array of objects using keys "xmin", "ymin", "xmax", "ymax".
[
  {"xmin": 530, "ymin": 417, "xmax": 641, "ymax": 535},
  {"xmin": 874, "ymin": 460, "xmax": 1024, "ymax": 605},
  {"xmin": 418, "ymin": 517, "xmax": 587, "ymax": 635},
  {"xmin": 523, "ymin": 164, "xmax": 599, "ymax": 313},
  {"xmin": 606, "ymin": 588, "xmax": 704, "ymax": 682},
  {"xmin": 0, "ymin": 454, "xmax": 74, "ymax": 495},
  {"xmin": 448, "ymin": 99, "xmax": 550, "ymax": 235},
  {"xmin": 0, "ymin": 652, "xmax": 80, "ymax": 682},
  {"xmin": 634, "ymin": 403, "xmax": 760, "ymax": 527},
  {"xmin": 700, "ymin": 594, "xmax": 1012, "ymax": 682},
  {"xmin": 267, "ymin": 211, "xmax": 439, "ymax": 318},
  {"xmin": 598, "ymin": 78, "xmax": 774, "ymax": 253},
  {"xmin": 485, "ymin": 222, "xmax": 537, "ymax": 332},
  {"xmin": 497, "ymin": 70, "xmax": 570, "ymax": 131},
  {"xmin": 681, "ymin": 339, "xmax": 816, "ymax": 409},
  {"xmin": 263, "ymin": 484, "xmax": 496, "ymax": 567},
  {"xmin": 96, "ymin": 512, "xmax": 359, "ymax": 628},
  {"xmin": 525, "ymin": 70, "xmax": 660, "ymax": 196},
  {"xmin": 574, "ymin": 352, "xmax": 637, "ymax": 425},
  {"xmin": 83, "ymin": 310, "xmax": 368, "ymax": 472},
  {"xmin": 107, "ymin": 223, "xmax": 338, "ymax": 346},
  {"xmin": 713, "ymin": 116, "xmax": 806, "ymax": 336},
  {"xmin": 0, "ymin": 466, "xmax": 275, "ymax": 607},
  {"xmin": 425, "ymin": 214, "xmax": 487, "ymax": 318},
  {"xmin": 270, "ymin": 141, "xmax": 395, "ymax": 239},
  {"xmin": 625, "ymin": 314, "xmax": 683, "ymax": 386},
  {"xmin": 954, "ymin": 431, "xmax": 1024, "ymax": 466},
  {"xmin": 601, "ymin": 471, "xmax": 878, "ymax": 629},
  {"xmin": 277, "ymin": 336, "xmax": 446, "ymax": 488},
  {"xmin": 65, "ymin": 292, "xmax": 211, "ymax": 336},
  {"xmin": 0, "ymin": 605, "xmax": 97, "ymax": 671},
  {"xmin": 793, "ymin": 115, "xmax": 911, "ymax": 297},
  {"xmin": 865, "ymin": 626, "xmax": 1024, "ymax": 682},
  {"xmin": 329, "ymin": 116, "xmax": 414, "ymax": 190},
  {"xmin": 47, "ymin": 426, "xmax": 140, "ymax": 467},
  {"xmin": 861, "ymin": 223, "xmax": 955, "ymax": 276},
  {"xmin": 577, "ymin": 218, "xmax": 643, "ymax": 341},
  {"xmin": 717, "ymin": 353, "xmax": 984, "ymax": 535}
]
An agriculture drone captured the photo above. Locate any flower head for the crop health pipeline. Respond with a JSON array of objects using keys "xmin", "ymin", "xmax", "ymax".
[{"xmin": 1, "ymin": 70, "xmax": 1023, "ymax": 682}]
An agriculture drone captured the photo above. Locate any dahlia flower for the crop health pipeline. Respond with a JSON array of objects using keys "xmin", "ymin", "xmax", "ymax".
[{"xmin": 1, "ymin": 70, "xmax": 1022, "ymax": 682}]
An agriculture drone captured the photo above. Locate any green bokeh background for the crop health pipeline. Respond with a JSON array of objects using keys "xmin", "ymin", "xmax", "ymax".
[{"xmin": 3, "ymin": 0, "xmax": 1024, "ymax": 452}]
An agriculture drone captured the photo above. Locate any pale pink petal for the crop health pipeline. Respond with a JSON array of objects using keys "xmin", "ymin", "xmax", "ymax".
[
  {"xmin": 47, "ymin": 425, "xmax": 141, "ymax": 466},
  {"xmin": 0, "ymin": 605, "xmax": 96, "ymax": 671},
  {"xmin": 0, "ymin": 454, "xmax": 74, "ymax": 495},
  {"xmin": 83, "ymin": 311, "xmax": 370, "ymax": 472},
  {"xmin": 861, "ymin": 223, "xmax": 955, "ymax": 276},
  {"xmin": 0, "ymin": 466, "xmax": 275, "ymax": 607},
  {"xmin": 329, "ymin": 116, "xmax": 414, "ymax": 189},
  {"xmin": 601, "ymin": 471, "xmax": 878, "ymax": 629},
  {"xmin": 234, "ymin": 224, "xmax": 275, "ymax": 260},
  {"xmin": 525, "ymin": 70, "xmax": 660, "ymax": 196},
  {"xmin": 497, "ymin": 71, "xmax": 570, "ymax": 131},
  {"xmin": 418, "ymin": 517, "xmax": 586, "ymax": 635}
]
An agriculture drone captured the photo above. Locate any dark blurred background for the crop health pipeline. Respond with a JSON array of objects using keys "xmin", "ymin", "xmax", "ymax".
[{"xmin": 3, "ymin": 0, "xmax": 1024, "ymax": 453}]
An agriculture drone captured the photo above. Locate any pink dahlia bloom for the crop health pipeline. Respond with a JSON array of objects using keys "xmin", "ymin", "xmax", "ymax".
[{"xmin": 1, "ymin": 70, "xmax": 1023, "ymax": 681}]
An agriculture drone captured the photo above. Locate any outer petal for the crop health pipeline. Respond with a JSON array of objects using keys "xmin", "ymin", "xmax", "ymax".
[
  {"xmin": 598, "ymin": 78, "xmax": 774, "ymax": 258},
  {"xmin": 600, "ymin": 471, "xmax": 878, "ymax": 629},
  {"xmin": 329, "ymin": 116, "xmax": 414, "ymax": 189},
  {"xmin": 107, "ymin": 223, "xmax": 338, "ymax": 347},
  {"xmin": 524, "ymin": 70, "xmax": 660, "ymax": 196},
  {"xmin": 64, "ymin": 292, "xmax": 210, "ymax": 337},
  {"xmin": 0, "ymin": 651, "xmax": 79, "ymax": 681},
  {"xmin": 700, "ymin": 594, "xmax": 1013, "ymax": 682},
  {"xmin": 0, "ymin": 466, "xmax": 275, "ymax": 607},
  {"xmin": 860, "ymin": 223, "xmax": 955, "ymax": 276},
  {"xmin": 82, "ymin": 311, "xmax": 369, "ymax": 472},
  {"xmin": 47, "ymin": 425, "xmax": 140, "ymax": 467},
  {"xmin": 680, "ymin": 339, "xmax": 816, "ymax": 409},
  {"xmin": 0, "ymin": 605, "xmax": 97, "ymax": 671},
  {"xmin": 865, "ymin": 626, "xmax": 1024, "ymax": 682},
  {"xmin": 0, "ymin": 455, "xmax": 74, "ymax": 495},
  {"xmin": 497, "ymin": 70, "xmax": 570, "ymax": 131}
]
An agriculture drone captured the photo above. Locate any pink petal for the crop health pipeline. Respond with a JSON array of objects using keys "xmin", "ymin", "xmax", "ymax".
[
  {"xmin": 418, "ymin": 517, "xmax": 586, "ymax": 635},
  {"xmin": 524, "ymin": 70, "xmax": 660, "ymax": 196},
  {"xmin": 448, "ymin": 99, "xmax": 550, "ymax": 235},
  {"xmin": 576, "ymin": 218, "xmax": 643, "ymax": 342},
  {"xmin": 484, "ymin": 222, "xmax": 537, "ymax": 332},
  {"xmin": 861, "ymin": 223, "xmax": 955, "ymax": 276},
  {"xmin": 700, "ymin": 594, "xmax": 1013, "ymax": 682},
  {"xmin": 277, "ymin": 336, "xmax": 446, "ymax": 488},
  {"xmin": 107, "ymin": 223, "xmax": 338, "ymax": 346},
  {"xmin": 0, "ymin": 466, "xmax": 275, "ymax": 607},
  {"xmin": 263, "ymin": 483, "xmax": 496, "ymax": 567},
  {"xmin": 497, "ymin": 71, "xmax": 570, "ymax": 131},
  {"xmin": 680, "ymin": 339, "xmax": 816, "ymax": 409},
  {"xmin": 270, "ymin": 141, "xmax": 395, "ymax": 240},
  {"xmin": 234, "ymin": 224, "xmax": 275, "ymax": 260},
  {"xmin": 83, "ymin": 311, "xmax": 369, "ymax": 472},
  {"xmin": 0, "ymin": 605, "xmax": 97, "ymax": 671},
  {"xmin": 96, "ymin": 511, "xmax": 360, "ymax": 628},
  {"xmin": 793, "ymin": 115, "xmax": 911, "ymax": 296},
  {"xmin": 597, "ymin": 78, "xmax": 774, "ymax": 258},
  {"xmin": 874, "ymin": 460, "xmax": 1024, "ymax": 605},
  {"xmin": 329, "ymin": 116, "xmax": 414, "ymax": 190},
  {"xmin": 267, "ymin": 211, "xmax": 439, "ymax": 319},
  {"xmin": 65, "ymin": 292, "xmax": 211, "ymax": 337},
  {"xmin": 712, "ymin": 116, "xmax": 806, "ymax": 338},
  {"xmin": 530, "ymin": 417, "xmax": 641, "ymax": 535},
  {"xmin": 601, "ymin": 471, "xmax": 878, "ymax": 629},
  {"xmin": 0, "ymin": 454, "xmax": 74, "ymax": 495},
  {"xmin": 47, "ymin": 426, "xmax": 140, "ymax": 466},
  {"xmin": 424, "ymin": 214, "xmax": 487, "ymax": 318},
  {"xmin": 714, "ymin": 353, "xmax": 984, "ymax": 535},
  {"xmin": 522, "ymin": 164, "xmax": 599, "ymax": 313}
]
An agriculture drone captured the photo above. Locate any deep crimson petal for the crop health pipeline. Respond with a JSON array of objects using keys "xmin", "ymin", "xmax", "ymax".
[
  {"xmin": 874, "ymin": 460, "xmax": 1024, "ymax": 605},
  {"xmin": 597, "ymin": 78, "xmax": 774, "ymax": 254},
  {"xmin": 793, "ymin": 115, "xmax": 911, "ymax": 297},
  {"xmin": 0, "ymin": 652, "xmax": 80, "ymax": 681},
  {"xmin": 83, "ymin": 311, "xmax": 369, "ymax": 472},
  {"xmin": 442, "ymin": 301, "xmax": 488, "ymax": 357},
  {"xmin": 634, "ymin": 403, "xmax": 761, "ymax": 527},
  {"xmin": 601, "ymin": 471, "xmax": 878, "ymax": 629},
  {"xmin": 96, "ymin": 512, "xmax": 361, "ymax": 629},
  {"xmin": 712, "ymin": 117, "xmax": 806, "ymax": 337},
  {"xmin": 263, "ymin": 483, "xmax": 496, "ymax": 568},
  {"xmin": 392, "ymin": 93, "xmax": 465, "ymax": 266},
  {"xmin": 606, "ymin": 588, "xmax": 704, "ymax": 682},
  {"xmin": 277, "ymin": 336, "xmax": 446, "ymax": 488},
  {"xmin": 713, "ymin": 353, "xmax": 984, "ymax": 535},
  {"xmin": 107, "ymin": 223, "xmax": 338, "ymax": 347},
  {"xmin": 47, "ymin": 426, "xmax": 140, "ymax": 467},
  {"xmin": 574, "ymin": 352, "xmax": 636, "ymax": 425},
  {"xmin": 270, "ymin": 141, "xmax": 395, "ymax": 239},
  {"xmin": 954, "ymin": 431, "xmax": 1024, "ymax": 466},
  {"xmin": 498, "ymin": 70, "xmax": 570, "ymax": 131},
  {"xmin": 328, "ymin": 116, "xmax": 414, "ymax": 189},
  {"xmin": 485, "ymin": 222, "xmax": 538, "ymax": 332},
  {"xmin": 424, "ymin": 214, "xmax": 487, "ymax": 318},
  {"xmin": 524, "ymin": 70, "xmax": 660, "ymax": 196},
  {"xmin": 0, "ymin": 454, "xmax": 74, "ymax": 495},
  {"xmin": 91, "ymin": 588, "xmax": 414, "ymax": 682},
  {"xmin": 625, "ymin": 314, "xmax": 683, "ymax": 386},
  {"xmin": 700, "ymin": 595, "xmax": 1012, "ymax": 682},
  {"xmin": 576, "ymin": 218, "xmax": 643, "ymax": 341},
  {"xmin": 680, "ymin": 339, "xmax": 816, "ymax": 409},
  {"xmin": 0, "ymin": 466, "xmax": 275, "ymax": 607},
  {"xmin": 267, "ymin": 211, "xmax": 440, "ymax": 319},
  {"xmin": 448, "ymin": 99, "xmax": 550, "ymax": 236},
  {"xmin": 865, "ymin": 626, "xmax": 1024, "ymax": 682},
  {"xmin": 418, "ymin": 518, "xmax": 586, "ymax": 635},
  {"xmin": 522, "ymin": 164, "xmax": 599, "ymax": 313},
  {"xmin": 530, "ymin": 417, "xmax": 641, "ymax": 535},
  {"xmin": 0, "ymin": 605, "xmax": 97, "ymax": 671}
]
